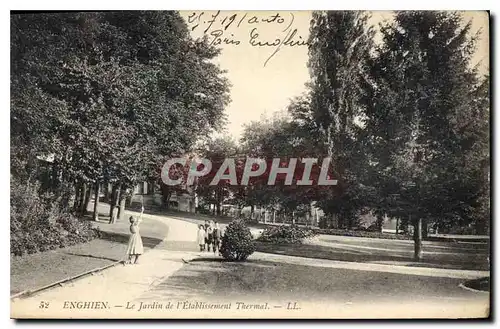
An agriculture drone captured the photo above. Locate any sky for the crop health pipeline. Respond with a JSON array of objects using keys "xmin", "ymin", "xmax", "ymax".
[{"xmin": 180, "ymin": 11, "xmax": 489, "ymax": 140}]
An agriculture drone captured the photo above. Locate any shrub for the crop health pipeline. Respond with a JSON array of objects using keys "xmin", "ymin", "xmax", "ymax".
[
  {"xmin": 258, "ymin": 224, "xmax": 318, "ymax": 244},
  {"xmin": 311, "ymin": 228, "xmax": 412, "ymax": 240},
  {"xmin": 10, "ymin": 178, "xmax": 100, "ymax": 256},
  {"xmin": 220, "ymin": 220, "xmax": 255, "ymax": 261}
]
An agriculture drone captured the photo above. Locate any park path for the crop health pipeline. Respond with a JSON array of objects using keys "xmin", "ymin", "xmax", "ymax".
[{"xmin": 10, "ymin": 207, "xmax": 201, "ymax": 319}]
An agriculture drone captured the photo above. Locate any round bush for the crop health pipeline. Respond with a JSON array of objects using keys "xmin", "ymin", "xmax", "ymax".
[{"xmin": 220, "ymin": 220, "xmax": 255, "ymax": 261}]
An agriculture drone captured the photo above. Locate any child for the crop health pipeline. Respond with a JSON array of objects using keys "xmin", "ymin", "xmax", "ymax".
[
  {"xmin": 212, "ymin": 221, "xmax": 222, "ymax": 254},
  {"xmin": 204, "ymin": 220, "xmax": 210, "ymax": 252},
  {"xmin": 126, "ymin": 206, "xmax": 144, "ymax": 264},
  {"xmin": 206, "ymin": 221, "xmax": 214, "ymax": 252},
  {"xmin": 197, "ymin": 224, "xmax": 206, "ymax": 252}
]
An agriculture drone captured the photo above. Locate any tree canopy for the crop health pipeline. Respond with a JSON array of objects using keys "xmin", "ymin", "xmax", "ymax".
[{"xmin": 11, "ymin": 11, "xmax": 230, "ymax": 219}]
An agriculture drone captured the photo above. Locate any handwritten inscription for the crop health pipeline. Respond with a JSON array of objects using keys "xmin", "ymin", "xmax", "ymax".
[{"xmin": 186, "ymin": 11, "xmax": 308, "ymax": 67}]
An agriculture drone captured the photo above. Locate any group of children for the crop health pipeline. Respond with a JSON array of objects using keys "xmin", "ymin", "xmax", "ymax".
[
  {"xmin": 197, "ymin": 219, "xmax": 222, "ymax": 253},
  {"xmin": 125, "ymin": 206, "xmax": 224, "ymax": 264}
]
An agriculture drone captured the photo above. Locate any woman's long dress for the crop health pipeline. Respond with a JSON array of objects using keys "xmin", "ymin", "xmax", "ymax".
[{"xmin": 126, "ymin": 223, "xmax": 144, "ymax": 255}]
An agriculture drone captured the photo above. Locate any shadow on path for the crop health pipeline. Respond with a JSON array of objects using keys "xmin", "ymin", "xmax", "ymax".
[{"xmin": 63, "ymin": 252, "xmax": 120, "ymax": 263}]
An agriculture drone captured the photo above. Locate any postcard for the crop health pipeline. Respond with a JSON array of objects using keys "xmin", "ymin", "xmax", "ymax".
[{"xmin": 10, "ymin": 10, "xmax": 490, "ymax": 319}]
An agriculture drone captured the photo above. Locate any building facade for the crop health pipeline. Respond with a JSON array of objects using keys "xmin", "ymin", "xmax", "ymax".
[{"xmin": 129, "ymin": 181, "xmax": 196, "ymax": 213}]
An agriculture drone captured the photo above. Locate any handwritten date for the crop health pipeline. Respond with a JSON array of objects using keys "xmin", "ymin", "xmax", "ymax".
[{"xmin": 186, "ymin": 11, "xmax": 308, "ymax": 67}]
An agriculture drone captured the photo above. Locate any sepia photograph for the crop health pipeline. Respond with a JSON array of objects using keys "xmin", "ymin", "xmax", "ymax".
[{"xmin": 9, "ymin": 9, "xmax": 490, "ymax": 319}]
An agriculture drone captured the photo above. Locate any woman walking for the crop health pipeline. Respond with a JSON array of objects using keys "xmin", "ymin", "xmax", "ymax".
[{"xmin": 126, "ymin": 206, "xmax": 144, "ymax": 264}]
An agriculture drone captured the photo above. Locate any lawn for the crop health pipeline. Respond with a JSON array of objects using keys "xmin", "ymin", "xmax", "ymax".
[
  {"xmin": 254, "ymin": 240, "xmax": 489, "ymax": 271},
  {"xmin": 10, "ymin": 216, "xmax": 169, "ymax": 296},
  {"xmin": 139, "ymin": 257, "xmax": 486, "ymax": 305},
  {"xmin": 10, "ymin": 238, "xmax": 126, "ymax": 295}
]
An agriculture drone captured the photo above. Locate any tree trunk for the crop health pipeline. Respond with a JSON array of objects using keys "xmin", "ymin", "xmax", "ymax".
[
  {"xmin": 109, "ymin": 184, "xmax": 118, "ymax": 218},
  {"xmin": 376, "ymin": 214, "xmax": 384, "ymax": 233},
  {"xmin": 109, "ymin": 206, "xmax": 117, "ymax": 224},
  {"xmin": 93, "ymin": 182, "xmax": 100, "ymax": 221},
  {"xmin": 308, "ymin": 208, "xmax": 313, "ymax": 226},
  {"xmin": 51, "ymin": 160, "xmax": 60, "ymax": 191},
  {"xmin": 422, "ymin": 218, "xmax": 428, "ymax": 239},
  {"xmin": 109, "ymin": 183, "xmax": 122, "ymax": 223},
  {"xmin": 164, "ymin": 192, "xmax": 171, "ymax": 210},
  {"xmin": 78, "ymin": 183, "xmax": 87, "ymax": 216},
  {"xmin": 103, "ymin": 182, "xmax": 109, "ymax": 203},
  {"xmin": 250, "ymin": 204, "xmax": 255, "ymax": 219},
  {"xmin": 337, "ymin": 215, "xmax": 344, "ymax": 229},
  {"xmin": 347, "ymin": 216, "xmax": 354, "ymax": 230},
  {"xmin": 396, "ymin": 217, "xmax": 399, "ymax": 234},
  {"xmin": 115, "ymin": 184, "xmax": 121, "ymax": 208},
  {"xmin": 160, "ymin": 183, "xmax": 172, "ymax": 210},
  {"xmin": 400, "ymin": 216, "xmax": 408, "ymax": 234},
  {"xmin": 413, "ymin": 215, "xmax": 423, "ymax": 261},
  {"xmin": 476, "ymin": 216, "xmax": 488, "ymax": 235},
  {"xmin": 82, "ymin": 184, "xmax": 92, "ymax": 216},
  {"xmin": 73, "ymin": 183, "xmax": 81, "ymax": 212},
  {"xmin": 118, "ymin": 190, "xmax": 127, "ymax": 222},
  {"xmin": 216, "ymin": 202, "xmax": 221, "ymax": 216}
]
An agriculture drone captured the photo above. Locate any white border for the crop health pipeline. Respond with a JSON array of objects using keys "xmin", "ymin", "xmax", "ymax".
[{"xmin": 2, "ymin": 1, "xmax": 496, "ymax": 328}]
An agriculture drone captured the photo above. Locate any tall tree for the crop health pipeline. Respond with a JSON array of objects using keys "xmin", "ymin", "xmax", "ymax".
[
  {"xmin": 196, "ymin": 135, "xmax": 239, "ymax": 216},
  {"xmin": 239, "ymin": 111, "xmax": 332, "ymax": 221},
  {"xmin": 306, "ymin": 11, "xmax": 375, "ymax": 228},
  {"xmin": 363, "ymin": 11, "xmax": 490, "ymax": 260}
]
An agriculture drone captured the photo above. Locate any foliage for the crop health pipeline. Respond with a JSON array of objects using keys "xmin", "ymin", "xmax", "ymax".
[
  {"xmin": 233, "ymin": 11, "xmax": 489, "ymax": 237},
  {"xmin": 11, "ymin": 11, "xmax": 230, "ymax": 242},
  {"xmin": 10, "ymin": 178, "xmax": 100, "ymax": 256},
  {"xmin": 311, "ymin": 228, "xmax": 412, "ymax": 240},
  {"xmin": 257, "ymin": 224, "xmax": 318, "ymax": 244},
  {"xmin": 295, "ymin": 11, "xmax": 376, "ymax": 227},
  {"xmin": 195, "ymin": 135, "xmax": 239, "ymax": 215},
  {"xmin": 11, "ymin": 11, "xmax": 230, "ymax": 197},
  {"xmin": 234, "ymin": 12, "xmax": 376, "ymax": 225},
  {"xmin": 220, "ymin": 220, "xmax": 255, "ymax": 261},
  {"xmin": 238, "ymin": 112, "xmax": 329, "ymax": 217},
  {"xmin": 362, "ymin": 11, "xmax": 489, "ymax": 233}
]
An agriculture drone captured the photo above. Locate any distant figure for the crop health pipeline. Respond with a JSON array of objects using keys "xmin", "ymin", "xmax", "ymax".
[
  {"xmin": 213, "ymin": 221, "xmax": 222, "ymax": 254},
  {"xmin": 205, "ymin": 220, "xmax": 214, "ymax": 252},
  {"xmin": 204, "ymin": 219, "xmax": 210, "ymax": 252},
  {"xmin": 197, "ymin": 224, "xmax": 206, "ymax": 252},
  {"xmin": 126, "ymin": 207, "xmax": 144, "ymax": 264}
]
